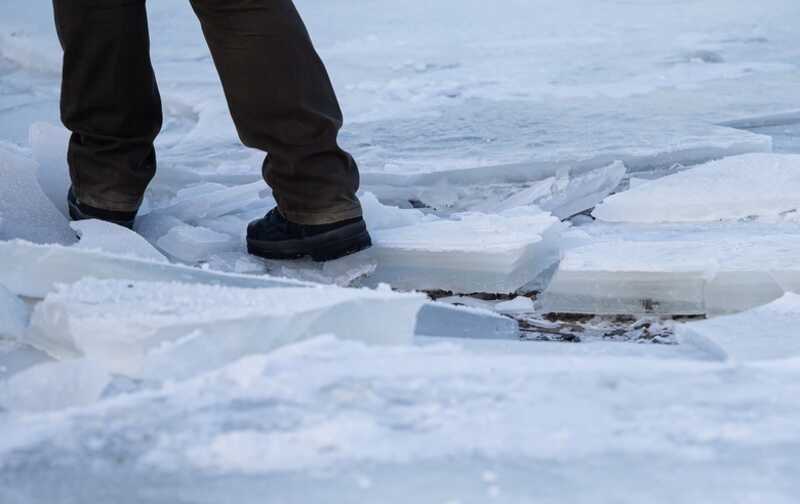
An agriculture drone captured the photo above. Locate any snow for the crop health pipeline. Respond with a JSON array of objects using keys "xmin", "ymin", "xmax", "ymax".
[
  {"xmin": 3, "ymin": 0, "xmax": 800, "ymax": 500},
  {"xmin": 594, "ymin": 154, "xmax": 800, "ymax": 223},
  {"xmin": 677, "ymin": 294, "xmax": 800, "ymax": 362},
  {"xmin": 26, "ymin": 279, "xmax": 425, "ymax": 380}
]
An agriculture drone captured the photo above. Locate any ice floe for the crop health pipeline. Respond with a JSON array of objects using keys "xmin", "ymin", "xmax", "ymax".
[
  {"xmin": 594, "ymin": 154, "xmax": 800, "ymax": 223},
  {"xmin": 541, "ymin": 225, "xmax": 800, "ymax": 316},
  {"xmin": 26, "ymin": 279, "xmax": 425, "ymax": 379},
  {"xmin": 677, "ymin": 293, "xmax": 800, "ymax": 362},
  {"xmin": 365, "ymin": 205, "xmax": 566, "ymax": 293},
  {"xmin": 0, "ymin": 240, "xmax": 304, "ymax": 299}
]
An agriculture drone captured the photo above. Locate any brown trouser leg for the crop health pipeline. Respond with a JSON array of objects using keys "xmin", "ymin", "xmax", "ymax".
[
  {"xmin": 54, "ymin": 0, "xmax": 362, "ymax": 224},
  {"xmin": 53, "ymin": 0, "xmax": 162, "ymax": 212}
]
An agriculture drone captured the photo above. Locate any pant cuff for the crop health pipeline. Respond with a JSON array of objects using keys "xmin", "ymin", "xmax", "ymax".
[
  {"xmin": 76, "ymin": 190, "xmax": 142, "ymax": 213},
  {"xmin": 279, "ymin": 205, "xmax": 363, "ymax": 225}
]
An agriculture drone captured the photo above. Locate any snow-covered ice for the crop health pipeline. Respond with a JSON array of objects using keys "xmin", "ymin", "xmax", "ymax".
[
  {"xmin": 27, "ymin": 279, "xmax": 425, "ymax": 380},
  {"xmin": 594, "ymin": 153, "xmax": 800, "ymax": 223},
  {"xmin": 4, "ymin": 0, "xmax": 800, "ymax": 501},
  {"xmin": 678, "ymin": 293, "xmax": 800, "ymax": 362}
]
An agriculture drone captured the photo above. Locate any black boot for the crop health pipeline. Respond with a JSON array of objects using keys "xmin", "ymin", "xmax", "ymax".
[
  {"xmin": 67, "ymin": 188, "xmax": 137, "ymax": 229},
  {"xmin": 247, "ymin": 208, "xmax": 372, "ymax": 262}
]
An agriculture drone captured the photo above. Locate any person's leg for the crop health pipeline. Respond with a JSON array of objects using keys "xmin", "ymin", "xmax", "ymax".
[
  {"xmin": 189, "ymin": 0, "xmax": 362, "ymax": 225},
  {"xmin": 53, "ymin": 0, "xmax": 162, "ymax": 213}
]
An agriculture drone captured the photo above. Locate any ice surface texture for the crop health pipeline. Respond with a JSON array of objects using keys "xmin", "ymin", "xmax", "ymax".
[
  {"xmin": 27, "ymin": 279, "xmax": 425, "ymax": 380},
  {"xmin": 0, "ymin": 147, "xmax": 75, "ymax": 245},
  {"xmin": 594, "ymin": 154, "xmax": 800, "ymax": 223}
]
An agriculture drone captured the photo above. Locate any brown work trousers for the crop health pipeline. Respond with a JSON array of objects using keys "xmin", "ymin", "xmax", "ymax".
[{"xmin": 52, "ymin": 0, "xmax": 362, "ymax": 225}]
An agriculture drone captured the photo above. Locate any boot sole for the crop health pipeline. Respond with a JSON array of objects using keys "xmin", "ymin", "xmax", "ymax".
[{"xmin": 247, "ymin": 220, "xmax": 373, "ymax": 262}]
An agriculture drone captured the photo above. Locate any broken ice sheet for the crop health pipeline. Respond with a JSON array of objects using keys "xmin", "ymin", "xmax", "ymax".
[
  {"xmin": 29, "ymin": 121, "xmax": 70, "ymax": 219},
  {"xmin": 0, "ymin": 145, "xmax": 76, "ymax": 245},
  {"xmin": 27, "ymin": 279, "xmax": 425, "ymax": 380},
  {"xmin": 594, "ymin": 153, "xmax": 800, "ymax": 223},
  {"xmin": 677, "ymin": 293, "xmax": 800, "ymax": 362},
  {"xmin": 541, "ymin": 224, "xmax": 800, "ymax": 316},
  {"xmin": 365, "ymin": 206, "xmax": 567, "ymax": 294},
  {"xmin": 0, "ymin": 239, "xmax": 304, "ymax": 299},
  {"xmin": 156, "ymin": 224, "xmax": 238, "ymax": 264},
  {"xmin": 71, "ymin": 219, "xmax": 168, "ymax": 262}
]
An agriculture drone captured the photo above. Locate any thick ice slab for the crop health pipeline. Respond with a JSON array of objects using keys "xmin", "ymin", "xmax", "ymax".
[
  {"xmin": 71, "ymin": 219, "xmax": 168, "ymax": 262},
  {"xmin": 594, "ymin": 154, "xmax": 800, "ymax": 223},
  {"xmin": 0, "ymin": 146, "xmax": 75, "ymax": 245},
  {"xmin": 677, "ymin": 294, "xmax": 800, "ymax": 362},
  {"xmin": 0, "ymin": 240, "xmax": 305, "ymax": 299},
  {"xmin": 364, "ymin": 202, "xmax": 566, "ymax": 293},
  {"xmin": 27, "ymin": 279, "xmax": 425, "ymax": 380},
  {"xmin": 540, "ymin": 223, "xmax": 800, "ymax": 316}
]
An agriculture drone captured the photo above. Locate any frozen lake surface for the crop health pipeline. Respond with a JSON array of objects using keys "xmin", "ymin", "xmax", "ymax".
[{"xmin": 2, "ymin": 0, "xmax": 800, "ymax": 502}]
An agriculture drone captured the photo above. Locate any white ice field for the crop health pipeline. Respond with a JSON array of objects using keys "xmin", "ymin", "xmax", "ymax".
[{"xmin": 3, "ymin": 0, "xmax": 800, "ymax": 502}]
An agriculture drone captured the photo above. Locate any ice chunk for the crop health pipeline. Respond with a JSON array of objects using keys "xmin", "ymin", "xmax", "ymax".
[
  {"xmin": 27, "ymin": 279, "xmax": 425, "ymax": 380},
  {"xmin": 677, "ymin": 294, "xmax": 800, "ymax": 362},
  {"xmin": 152, "ymin": 181, "xmax": 270, "ymax": 223},
  {"xmin": 366, "ymin": 207, "xmax": 566, "ymax": 294},
  {"xmin": 0, "ymin": 240, "xmax": 305, "ymax": 300},
  {"xmin": 416, "ymin": 302, "xmax": 520, "ymax": 339},
  {"xmin": 541, "ymin": 230, "xmax": 800, "ymax": 316},
  {"xmin": 0, "ymin": 284, "xmax": 29, "ymax": 338},
  {"xmin": 71, "ymin": 219, "xmax": 168, "ymax": 262},
  {"xmin": 495, "ymin": 296, "xmax": 535, "ymax": 314},
  {"xmin": 480, "ymin": 161, "xmax": 627, "ymax": 219},
  {"xmin": 594, "ymin": 154, "xmax": 800, "ymax": 223},
  {"xmin": 29, "ymin": 122, "xmax": 71, "ymax": 218},
  {"xmin": 360, "ymin": 192, "xmax": 436, "ymax": 230},
  {"xmin": 157, "ymin": 225, "xmax": 237, "ymax": 263},
  {"xmin": 0, "ymin": 146, "xmax": 76, "ymax": 245},
  {"xmin": 0, "ymin": 359, "xmax": 111, "ymax": 413}
]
